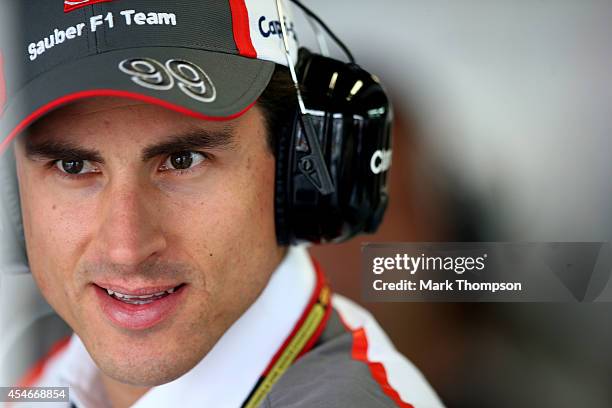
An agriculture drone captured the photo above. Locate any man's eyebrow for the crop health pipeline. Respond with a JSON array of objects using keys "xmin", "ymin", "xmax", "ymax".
[
  {"xmin": 141, "ymin": 128, "xmax": 236, "ymax": 161},
  {"xmin": 24, "ymin": 138, "xmax": 104, "ymax": 163}
]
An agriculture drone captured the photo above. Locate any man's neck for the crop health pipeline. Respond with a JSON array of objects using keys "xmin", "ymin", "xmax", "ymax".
[{"xmin": 100, "ymin": 373, "xmax": 151, "ymax": 408}]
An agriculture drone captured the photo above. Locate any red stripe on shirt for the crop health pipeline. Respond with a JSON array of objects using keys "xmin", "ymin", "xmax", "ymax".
[
  {"xmin": 261, "ymin": 255, "xmax": 330, "ymax": 376},
  {"xmin": 338, "ymin": 315, "xmax": 415, "ymax": 408},
  {"xmin": 228, "ymin": 0, "xmax": 257, "ymax": 58},
  {"xmin": 18, "ymin": 336, "xmax": 71, "ymax": 387}
]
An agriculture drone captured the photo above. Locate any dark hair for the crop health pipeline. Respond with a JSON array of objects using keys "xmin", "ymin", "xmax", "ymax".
[{"xmin": 256, "ymin": 65, "xmax": 298, "ymax": 155}]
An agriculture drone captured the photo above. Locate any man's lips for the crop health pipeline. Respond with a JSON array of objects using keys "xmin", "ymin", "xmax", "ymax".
[
  {"xmin": 93, "ymin": 282, "xmax": 188, "ymax": 330},
  {"xmin": 93, "ymin": 282, "xmax": 185, "ymax": 296}
]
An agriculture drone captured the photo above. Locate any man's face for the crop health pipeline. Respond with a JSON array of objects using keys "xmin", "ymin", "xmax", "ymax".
[{"xmin": 14, "ymin": 97, "xmax": 285, "ymax": 386}]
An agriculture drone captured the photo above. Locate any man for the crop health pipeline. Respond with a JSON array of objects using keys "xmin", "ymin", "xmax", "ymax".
[{"xmin": 0, "ymin": 0, "xmax": 443, "ymax": 407}]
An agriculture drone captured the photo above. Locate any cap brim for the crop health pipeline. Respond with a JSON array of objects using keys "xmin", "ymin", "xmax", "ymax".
[{"xmin": 0, "ymin": 47, "xmax": 275, "ymax": 152}]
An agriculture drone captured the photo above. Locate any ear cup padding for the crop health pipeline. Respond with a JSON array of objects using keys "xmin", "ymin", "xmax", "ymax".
[{"xmin": 274, "ymin": 110, "xmax": 299, "ymax": 246}]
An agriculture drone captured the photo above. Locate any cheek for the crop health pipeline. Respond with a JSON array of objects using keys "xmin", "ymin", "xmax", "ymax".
[
  {"xmin": 214, "ymin": 153, "xmax": 275, "ymax": 248},
  {"xmin": 22, "ymin": 191, "xmax": 94, "ymax": 264},
  {"xmin": 165, "ymin": 151, "xmax": 277, "ymax": 293},
  {"xmin": 171, "ymin": 150, "xmax": 276, "ymax": 244},
  {"xmin": 17, "ymin": 171, "xmax": 95, "ymax": 318}
]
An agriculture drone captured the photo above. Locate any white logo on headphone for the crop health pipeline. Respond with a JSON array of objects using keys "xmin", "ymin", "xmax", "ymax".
[{"xmin": 370, "ymin": 149, "xmax": 392, "ymax": 174}]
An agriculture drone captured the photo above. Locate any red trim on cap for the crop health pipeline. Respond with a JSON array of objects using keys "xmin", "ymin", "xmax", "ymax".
[
  {"xmin": 64, "ymin": 0, "xmax": 114, "ymax": 13},
  {"xmin": 228, "ymin": 0, "xmax": 257, "ymax": 58},
  {"xmin": 338, "ymin": 314, "xmax": 415, "ymax": 408},
  {"xmin": 0, "ymin": 89, "xmax": 256, "ymax": 155},
  {"xmin": 18, "ymin": 336, "xmax": 71, "ymax": 387},
  {"xmin": 0, "ymin": 51, "xmax": 6, "ymax": 117}
]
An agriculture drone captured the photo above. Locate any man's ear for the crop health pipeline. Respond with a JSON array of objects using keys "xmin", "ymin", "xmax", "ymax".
[{"xmin": 0, "ymin": 143, "xmax": 29, "ymax": 274}]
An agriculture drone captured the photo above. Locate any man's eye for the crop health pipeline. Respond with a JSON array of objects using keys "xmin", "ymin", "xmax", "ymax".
[
  {"xmin": 162, "ymin": 151, "xmax": 206, "ymax": 171},
  {"xmin": 55, "ymin": 159, "xmax": 98, "ymax": 175}
]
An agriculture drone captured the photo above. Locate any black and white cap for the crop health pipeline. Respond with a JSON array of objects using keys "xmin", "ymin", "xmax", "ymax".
[{"xmin": 0, "ymin": 0, "xmax": 302, "ymax": 150}]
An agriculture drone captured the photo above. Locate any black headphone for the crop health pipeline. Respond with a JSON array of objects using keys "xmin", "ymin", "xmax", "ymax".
[{"xmin": 274, "ymin": 1, "xmax": 393, "ymax": 245}]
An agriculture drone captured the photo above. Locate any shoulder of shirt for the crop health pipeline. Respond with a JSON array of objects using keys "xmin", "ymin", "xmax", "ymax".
[{"xmin": 263, "ymin": 293, "xmax": 445, "ymax": 408}]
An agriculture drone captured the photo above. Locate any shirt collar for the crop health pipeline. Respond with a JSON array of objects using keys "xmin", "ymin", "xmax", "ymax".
[{"xmin": 58, "ymin": 245, "xmax": 316, "ymax": 407}]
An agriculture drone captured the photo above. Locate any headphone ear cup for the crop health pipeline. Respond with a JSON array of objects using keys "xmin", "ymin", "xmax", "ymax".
[{"xmin": 280, "ymin": 50, "xmax": 392, "ymax": 244}]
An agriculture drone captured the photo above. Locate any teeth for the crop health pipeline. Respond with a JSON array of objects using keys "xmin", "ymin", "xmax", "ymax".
[
  {"xmin": 130, "ymin": 299, "xmax": 156, "ymax": 305},
  {"xmin": 104, "ymin": 287, "xmax": 178, "ymax": 299},
  {"xmin": 115, "ymin": 292, "xmax": 159, "ymax": 299}
]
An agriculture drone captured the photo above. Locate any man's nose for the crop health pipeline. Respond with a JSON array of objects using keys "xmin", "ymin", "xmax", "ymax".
[{"xmin": 96, "ymin": 180, "xmax": 167, "ymax": 266}]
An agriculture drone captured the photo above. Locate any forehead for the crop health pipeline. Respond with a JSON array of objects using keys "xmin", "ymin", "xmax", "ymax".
[{"xmin": 27, "ymin": 97, "xmax": 239, "ymax": 138}]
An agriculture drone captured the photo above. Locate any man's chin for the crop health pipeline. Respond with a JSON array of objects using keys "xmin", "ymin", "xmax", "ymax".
[
  {"xmin": 93, "ymin": 347, "xmax": 202, "ymax": 387},
  {"xmin": 101, "ymin": 363, "xmax": 185, "ymax": 388},
  {"xmin": 80, "ymin": 328, "xmax": 208, "ymax": 387}
]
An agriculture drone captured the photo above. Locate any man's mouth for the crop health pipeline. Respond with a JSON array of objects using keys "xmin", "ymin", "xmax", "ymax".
[
  {"xmin": 92, "ymin": 282, "xmax": 187, "ymax": 330},
  {"xmin": 99, "ymin": 284, "xmax": 186, "ymax": 305}
]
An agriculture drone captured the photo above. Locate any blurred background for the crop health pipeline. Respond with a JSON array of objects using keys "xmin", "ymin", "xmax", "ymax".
[{"xmin": 305, "ymin": 1, "xmax": 612, "ymax": 407}]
